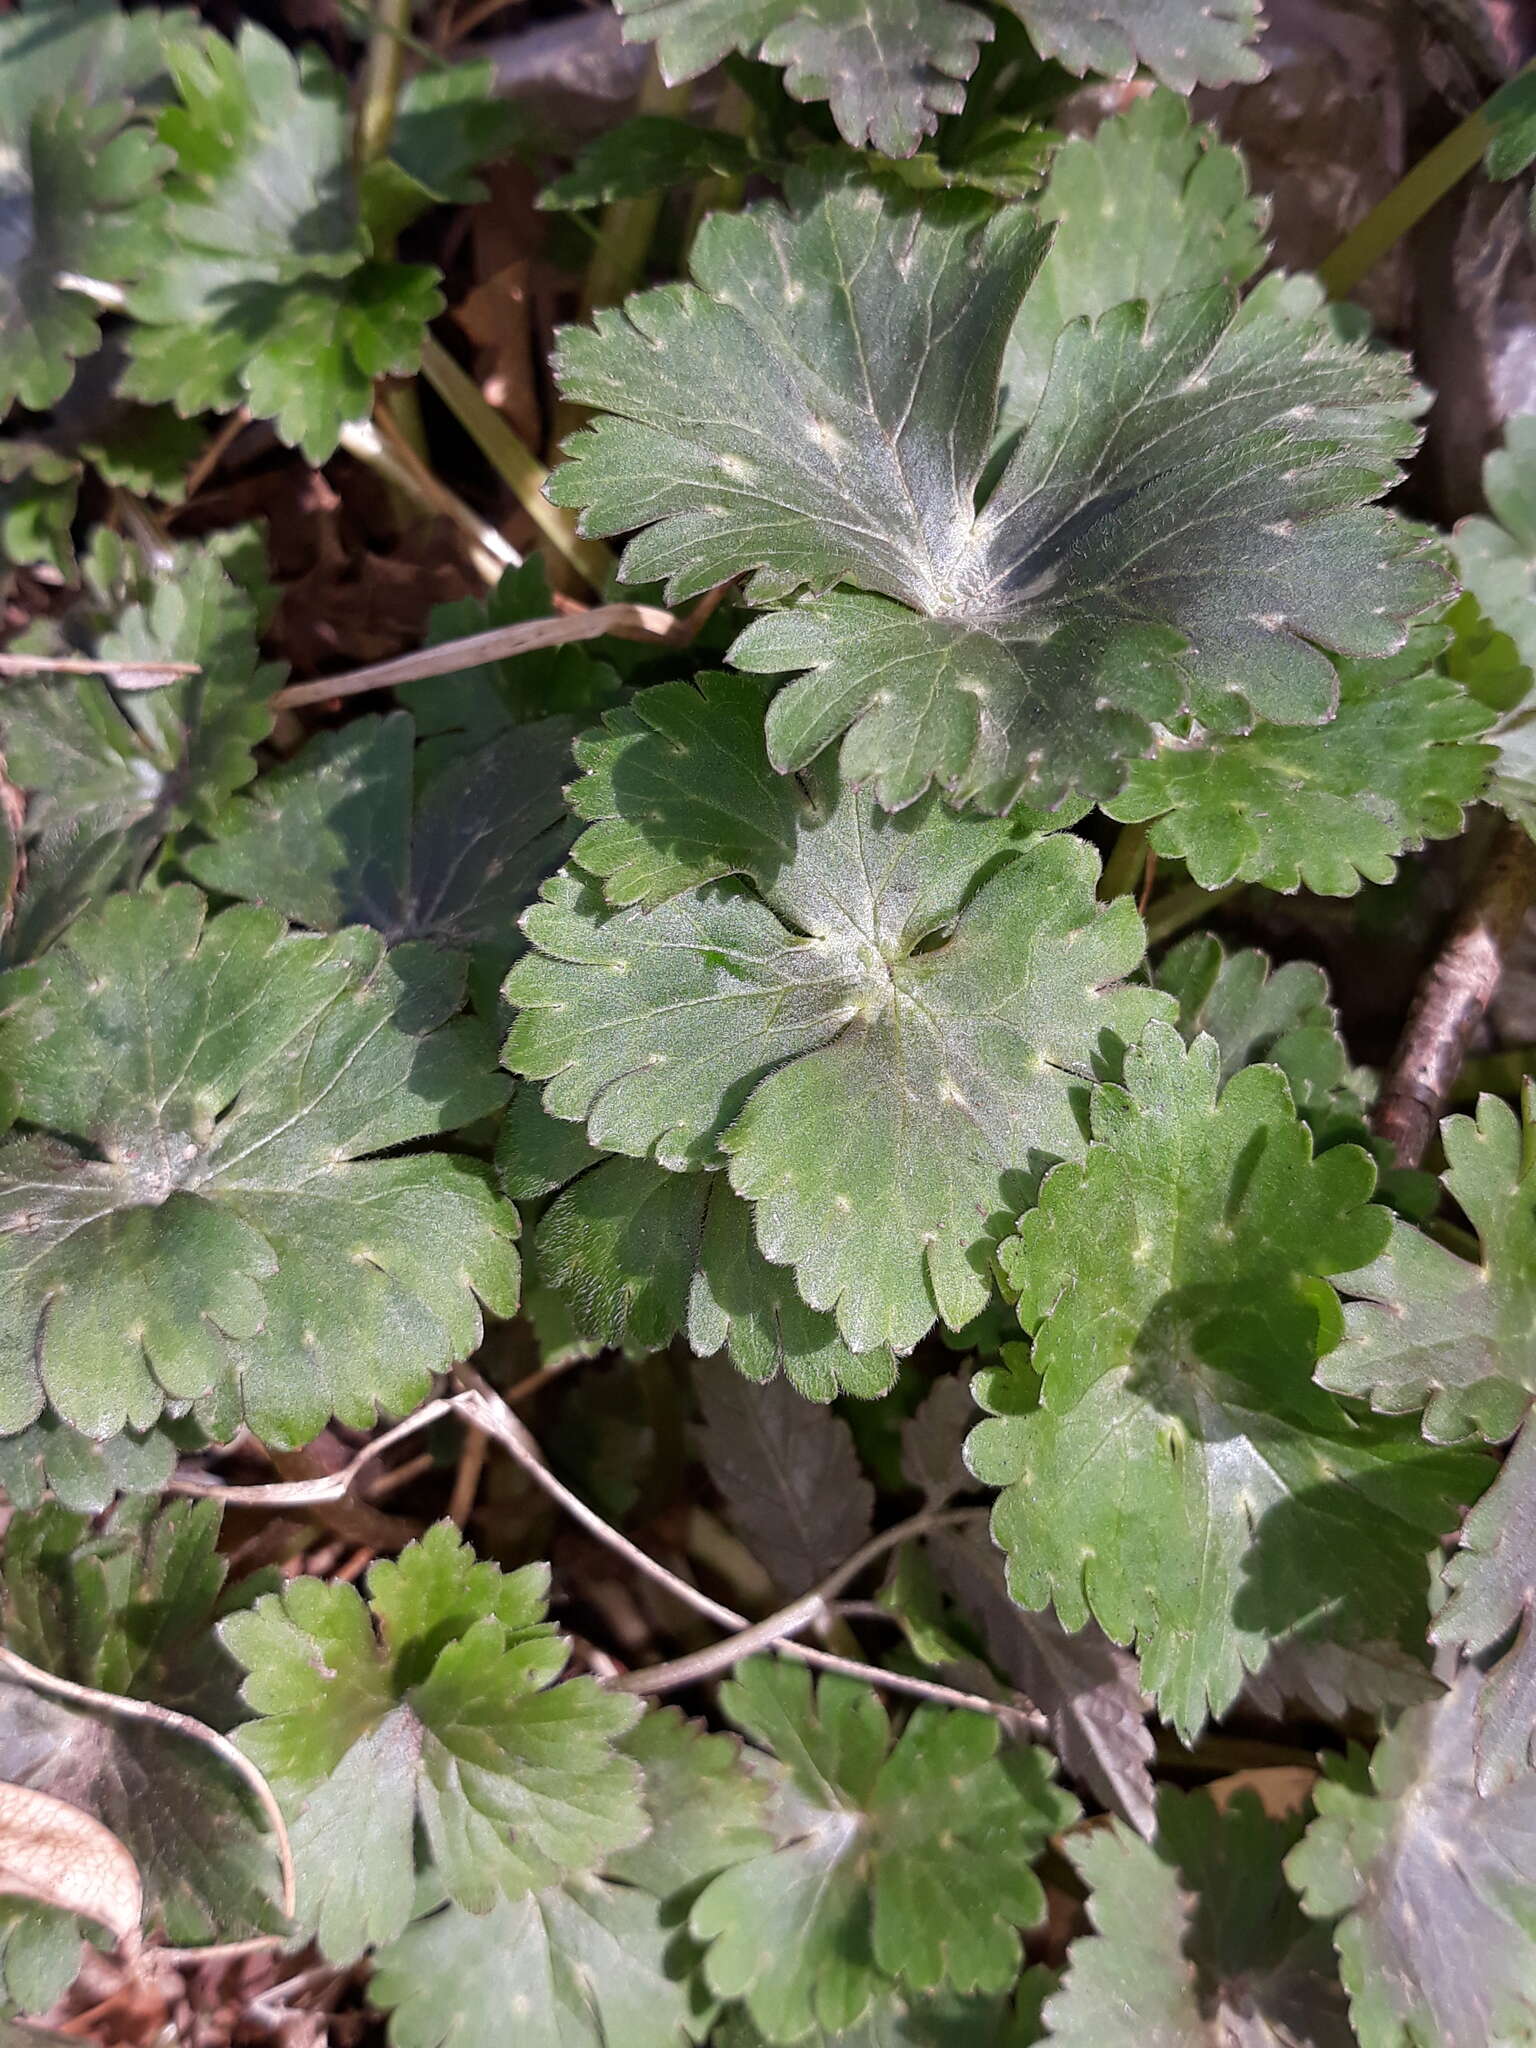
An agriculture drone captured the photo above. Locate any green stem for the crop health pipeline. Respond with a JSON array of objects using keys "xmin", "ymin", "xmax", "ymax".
[
  {"xmin": 1098, "ymin": 820, "xmax": 1150, "ymax": 902},
  {"xmin": 418, "ymin": 333, "xmax": 613, "ymax": 592},
  {"xmin": 1320, "ymin": 57, "xmax": 1536, "ymax": 299},
  {"xmin": 1144, "ymin": 879, "xmax": 1247, "ymax": 947},
  {"xmin": 684, "ymin": 73, "xmax": 755, "ymax": 250},
  {"xmin": 356, "ymin": 0, "xmax": 412, "ymax": 169},
  {"xmin": 580, "ymin": 59, "xmax": 691, "ymax": 320}
]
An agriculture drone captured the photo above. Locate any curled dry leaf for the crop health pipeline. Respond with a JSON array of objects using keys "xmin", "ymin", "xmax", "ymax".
[{"xmin": 0, "ymin": 1779, "xmax": 141, "ymax": 1944}]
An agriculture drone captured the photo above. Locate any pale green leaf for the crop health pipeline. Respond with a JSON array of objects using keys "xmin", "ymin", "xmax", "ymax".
[{"xmin": 223, "ymin": 1523, "xmax": 646, "ymax": 1962}]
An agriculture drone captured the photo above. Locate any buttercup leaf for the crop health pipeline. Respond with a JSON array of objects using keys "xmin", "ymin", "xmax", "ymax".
[
  {"xmin": 610, "ymin": 1, "xmax": 1262, "ymax": 154},
  {"xmin": 1048, "ymin": 1786, "xmax": 1351, "ymax": 2047},
  {"xmin": 691, "ymin": 1659, "xmax": 1076, "ymax": 2040},
  {"xmin": 0, "ymin": 887, "xmax": 517, "ymax": 1448},
  {"xmin": 1287, "ymin": 1674, "xmax": 1536, "ymax": 2048},
  {"xmin": 507, "ymin": 691, "xmax": 1165, "ymax": 1352},
  {"xmin": 970, "ymin": 1023, "xmax": 1488, "ymax": 1736},
  {"xmin": 551, "ymin": 175, "xmax": 1442, "ymax": 811},
  {"xmin": 223, "ymin": 1523, "xmax": 646, "ymax": 1962}
]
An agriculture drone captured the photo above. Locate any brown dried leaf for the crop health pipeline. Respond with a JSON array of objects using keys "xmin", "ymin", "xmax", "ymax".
[{"xmin": 0, "ymin": 1780, "xmax": 140, "ymax": 1942}]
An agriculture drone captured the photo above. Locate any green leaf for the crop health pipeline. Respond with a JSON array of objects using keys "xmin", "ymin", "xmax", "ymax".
[
  {"xmin": 360, "ymin": 60, "xmax": 525, "ymax": 244},
  {"xmin": 370, "ymin": 1706, "xmax": 771, "ymax": 2048},
  {"xmin": 0, "ymin": 0, "xmax": 185, "ymax": 413},
  {"xmin": 611, "ymin": 0, "xmax": 1261, "ymax": 155},
  {"xmin": 551, "ymin": 177, "xmax": 1442, "ymax": 811},
  {"xmin": 0, "ymin": 442, "xmax": 77, "ymax": 578},
  {"xmin": 122, "ymin": 24, "xmax": 440, "ymax": 462},
  {"xmin": 1287, "ymin": 1674, "xmax": 1536, "ymax": 2048},
  {"xmin": 1452, "ymin": 419, "xmax": 1536, "ymax": 840},
  {"xmin": 715, "ymin": 1984, "xmax": 1037, "ymax": 2047},
  {"xmin": 77, "ymin": 402, "xmax": 204, "ymax": 503},
  {"xmin": 694, "ymin": 1361, "xmax": 874, "ymax": 1597},
  {"xmin": 1106, "ymin": 632, "xmax": 1493, "ymax": 895},
  {"xmin": 506, "ymin": 706, "xmax": 1165, "ymax": 1351},
  {"xmin": 969, "ymin": 1022, "xmax": 1489, "ymax": 1737},
  {"xmin": 533, "ymin": 1154, "xmax": 897, "ymax": 1398},
  {"xmin": 0, "ymin": 886, "xmax": 517, "ymax": 1448},
  {"xmin": 0, "ymin": 539, "xmax": 278, "ymax": 961},
  {"xmin": 184, "ymin": 710, "xmax": 576, "ymax": 1000},
  {"xmin": 1, "ymin": 1495, "xmax": 245, "ymax": 1724},
  {"xmin": 0, "ymin": 1904, "xmax": 82, "ymax": 2019},
  {"xmin": 1048, "ymin": 1786, "xmax": 1350, "ymax": 2047},
  {"xmin": 541, "ymin": 116, "xmax": 756, "ymax": 210},
  {"xmin": 692, "ymin": 1660, "xmax": 1076, "ymax": 2040},
  {"xmin": 998, "ymin": 91, "xmax": 1269, "ymax": 438},
  {"xmin": 407, "ymin": 560, "xmax": 627, "ymax": 777},
  {"xmin": 1327, "ymin": 1091, "xmax": 1536, "ymax": 1445},
  {"xmin": 1433, "ymin": 1411, "xmax": 1536, "ymax": 1795},
  {"xmin": 223, "ymin": 1523, "xmax": 646, "ymax": 1963},
  {"xmin": 0, "ymin": 1674, "xmax": 285, "ymax": 1947},
  {"xmin": 0, "ymin": 1413, "xmax": 184, "ymax": 1516}
]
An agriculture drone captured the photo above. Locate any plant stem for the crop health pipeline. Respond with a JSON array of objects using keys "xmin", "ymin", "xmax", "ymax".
[
  {"xmin": 338, "ymin": 416, "xmax": 516, "ymax": 583},
  {"xmin": 1098, "ymin": 821, "xmax": 1150, "ymax": 902},
  {"xmin": 418, "ymin": 334, "xmax": 612, "ymax": 591},
  {"xmin": 684, "ymin": 73, "xmax": 755, "ymax": 249},
  {"xmin": 1375, "ymin": 818, "xmax": 1536, "ymax": 1166},
  {"xmin": 356, "ymin": 0, "xmax": 412, "ymax": 168},
  {"xmin": 1143, "ymin": 878, "xmax": 1247, "ymax": 946},
  {"xmin": 271, "ymin": 599, "xmax": 683, "ymax": 709},
  {"xmin": 1320, "ymin": 57, "xmax": 1536, "ymax": 299},
  {"xmin": 580, "ymin": 58, "xmax": 691, "ymax": 319}
]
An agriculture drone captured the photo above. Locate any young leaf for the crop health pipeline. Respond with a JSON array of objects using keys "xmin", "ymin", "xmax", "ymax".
[
  {"xmin": 1048, "ymin": 1786, "xmax": 1350, "ymax": 2047},
  {"xmin": 507, "ymin": 705, "xmax": 1165, "ymax": 1352},
  {"xmin": 693, "ymin": 1362, "xmax": 874, "ymax": 1598},
  {"xmin": 0, "ymin": 0, "xmax": 181, "ymax": 413},
  {"xmin": 359, "ymin": 60, "xmax": 525, "ymax": 244},
  {"xmin": 222, "ymin": 1523, "xmax": 647, "ymax": 1962},
  {"xmin": 691, "ymin": 1660, "xmax": 1077, "ymax": 2040},
  {"xmin": 0, "ymin": 539, "xmax": 278, "ymax": 961},
  {"xmin": 369, "ymin": 1707, "xmax": 772, "ymax": 2048},
  {"xmin": 184, "ymin": 711, "xmax": 576, "ymax": 998},
  {"xmin": 550, "ymin": 177, "xmax": 1442, "ymax": 811},
  {"xmin": 0, "ymin": 887, "xmax": 517, "ymax": 1448},
  {"xmin": 1287, "ymin": 1673, "xmax": 1536, "ymax": 2048},
  {"xmin": 611, "ymin": 0, "xmax": 1262, "ymax": 155},
  {"xmin": 998, "ymin": 91, "xmax": 1269, "ymax": 438},
  {"xmin": 1327, "ymin": 1090, "xmax": 1536, "ymax": 1445},
  {"xmin": 534, "ymin": 1154, "xmax": 897, "ymax": 1398},
  {"xmin": 122, "ymin": 24, "xmax": 441, "ymax": 462},
  {"xmin": 969, "ymin": 1022, "xmax": 1489, "ymax": 1737},
  {"xmin": 0, "ymin": 1674, "xmax": 285, "ymax": 1948},
  {"xmin": 1105, "ymin": 634, "xmax": 1493, "ymax": 895}
]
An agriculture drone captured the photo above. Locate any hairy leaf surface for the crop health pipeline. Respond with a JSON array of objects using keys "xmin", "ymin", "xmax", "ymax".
[
  {"xmin": 0, "ymin": 888, "xmax": 517, "ymax": 1447},
  {"xmin": 507, "ymin": 694, "xmax": 1165, "ymax": 1350},
  {"xmin": 611, "ymin": 1, "xmax": 1262, "ymax": 154},
  {"xmin": 1288, "ymin": 1674, "xmax": 1536, "ymax": 2048},
  {"xmin": 1049, "ymin": 1786, "xmax": 1350, "ymax": 2046},
  {"xmin": 970, "ymin": 1024, "xmax": 1488, "ymax": 1735},
  {"xmin": 551, "ymin": 177, "xmax": 1441, "ymax": 810},
  {"xmin": 223, "ymin": 1523, "xmax": 645, "ymax": 1961}
]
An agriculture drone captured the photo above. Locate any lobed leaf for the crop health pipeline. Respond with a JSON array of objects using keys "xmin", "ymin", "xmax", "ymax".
[
  {"xmin": 223, "ymin": 1523, "xmax": 646, "ymax": 1962},
  {"xmin": 610, "ymin": 1, "xmax": 1262, "ymax": 155},
  {"xmin": 550, "ymin": 173, "xmax": 1443, "ymax": 811},
  {"xmin": 970, "ymin": 1023, "xmax": 1490, "ymax": 1736},
  {"xmin": 507, "ymin": 683, "xmax": 1165, "ymax": 1352},
  {"xmin": 692, "ymin": 1659, "xmax": 1076, "ymax": 2040},
  {"xmin": 0, "ymin": 887, "xmax": 517, "ymax": 1449}
]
